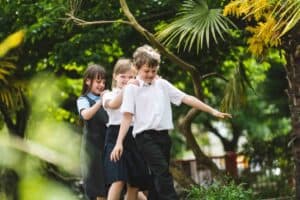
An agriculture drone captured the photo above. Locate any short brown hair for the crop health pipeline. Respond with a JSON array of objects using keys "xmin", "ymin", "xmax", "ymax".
[{"xmin": 133, "ymin": 45, "xmax": 161, "ymax": 70}]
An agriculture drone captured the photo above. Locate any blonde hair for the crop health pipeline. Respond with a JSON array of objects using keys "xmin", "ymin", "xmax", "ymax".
[
  {"xmin": 133, "ymin": 45, "xmax": 161, "ymax": 69},
  {"xmin": 112, "ymin": 58, "xmax": 133, "ymax": 88}
]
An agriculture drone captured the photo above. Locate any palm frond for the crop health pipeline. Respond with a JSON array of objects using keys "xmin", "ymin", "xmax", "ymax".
[
  {"xmin": 0, "ymin": 60, "xmax": 16, "ymax": 84},
  {"xmin": 156, "ymin": 0, "xmax": 236, "ymax": 53},
  {"xmin": 0, "ymin": 57, "xmax": 24, "ymax": 109},
  {"xmin": 220, "ymin": 63, "xmax": 253, "ymax": 112},
  {"xmin": 275, "ymin": 0, "xmax": 300, "ymax": 36},
  {"xmin": 0, "ymin": 80, "xmax": 25, "ymax": 110}
]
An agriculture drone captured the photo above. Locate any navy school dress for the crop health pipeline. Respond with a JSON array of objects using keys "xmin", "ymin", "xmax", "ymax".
[
  {"xmin": 104, "ymin": 125, "xmax": 150, "ymax": 190},
  {"xmin": 80, "ymin": 95, "xmax": 108, "ymax": 199}
]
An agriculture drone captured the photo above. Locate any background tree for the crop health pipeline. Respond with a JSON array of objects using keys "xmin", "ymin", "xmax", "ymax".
[{"xmin": 223, "ymin": 0, "xmax": 300, "ymax": 198}]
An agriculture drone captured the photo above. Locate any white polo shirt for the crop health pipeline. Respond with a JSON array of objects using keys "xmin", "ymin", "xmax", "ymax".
[
  {"xmin": 121, "ymin": 77, "xmax": 187, "ymax": 137},
  {"xmin": 102, "ymin": 88, "xmax": 124, "ymax": 126}
]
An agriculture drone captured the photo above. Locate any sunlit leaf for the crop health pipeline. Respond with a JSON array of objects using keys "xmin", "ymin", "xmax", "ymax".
[{"xmin": 0, "ymin": 30, "xmax": 25, "ymax": 58}]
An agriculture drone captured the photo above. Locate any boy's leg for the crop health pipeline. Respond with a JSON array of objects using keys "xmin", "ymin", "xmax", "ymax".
[
  {"xmin": 135, "ymin": 131, "xmax": 178, "ymax": 200},
  {"xmin": 147, "ymin": 173, "xmax": 158, "ymax": 200}
]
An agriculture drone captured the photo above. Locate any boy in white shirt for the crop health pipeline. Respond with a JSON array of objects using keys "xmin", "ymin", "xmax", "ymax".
[{"xmin": 111, "ymin": 45, "xmax": 232, "ymax": 200}]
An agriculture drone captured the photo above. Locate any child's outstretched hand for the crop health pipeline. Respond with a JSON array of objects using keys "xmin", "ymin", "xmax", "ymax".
[
  {"xmin": 212, "ymin": 110, "xmax": 232, "ymax": 119},
  {"xmin": 110, "ymin": 143, "xmax": 123, "ymax": 162}
]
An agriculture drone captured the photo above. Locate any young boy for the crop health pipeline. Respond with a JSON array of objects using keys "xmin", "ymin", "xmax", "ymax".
[{"xmin": 110, "ymin": 45, "xmax": 232, "ymax": 200}]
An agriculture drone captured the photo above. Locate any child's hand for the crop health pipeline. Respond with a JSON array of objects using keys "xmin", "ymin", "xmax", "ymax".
[
  {"xmin": 100, "ymin": 90, "xmax": 109, "ymax": 97},
  {"xmin": 212, "ymin": 110, "xmax": 232, "ymax": 119},
  {"xmin": 127, "ymin": 79, "xmax": 139, "ymax": 86},
  {"xmin": 110, "ymin": 143, "xmax": 123, "ymax": 162}
]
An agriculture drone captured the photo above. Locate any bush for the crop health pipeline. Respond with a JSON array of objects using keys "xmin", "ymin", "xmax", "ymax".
[{"xmin": 185, "ymin": 181, "xmax": 255, "ymax": 200}]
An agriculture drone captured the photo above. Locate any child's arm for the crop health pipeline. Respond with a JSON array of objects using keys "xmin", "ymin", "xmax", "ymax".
[
  {"xmin": 80, "ymin": 99, "xmax": 102, "ymax": 120},
  {"xmin": 103, "ymin": 91, "xmax": 123, "ymax": 109},
  {"xmin": 110, "ymin": 112, "xmax": 133, "ymax": 162},
  {"xmin": 182, "ymin": 95, "xmax": 232, "ymax": 119}
]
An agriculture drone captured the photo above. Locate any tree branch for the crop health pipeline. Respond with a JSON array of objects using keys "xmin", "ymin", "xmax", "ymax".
[
  {"xmin": 203, "ymin": 120, "xmax": 228, "ymax": 143},
  {"xmin": 202, "ymin": 72, "xmax": 228, "ymax": 82},
  {"xmin": 178, "ymin": 108, "xmax": 221, "ymax": 176},
  {"xmin": 119, "ymin": 0, "xmax": 197, "ymax": 73},
  {"xmin": 65, "ymin": 12, "xmax": 132, "ymax": 26}
]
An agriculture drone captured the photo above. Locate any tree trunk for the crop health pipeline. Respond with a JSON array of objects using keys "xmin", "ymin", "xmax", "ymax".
[
  {"xmin": 285, "ymin": 42, "xmax": 300, "ymax": 198},
  {"xmin": 179, "ymin": 108, "xmax": 221, "ymax": 177},
  {"xmin": 170, "ymin": 161, "xmax": 196, "ymax": 188}
]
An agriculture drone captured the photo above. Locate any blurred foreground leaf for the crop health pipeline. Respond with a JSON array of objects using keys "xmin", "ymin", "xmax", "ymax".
[{"xmin": 0, "ymin": 134, "xmax": 80, "ymax": 176}]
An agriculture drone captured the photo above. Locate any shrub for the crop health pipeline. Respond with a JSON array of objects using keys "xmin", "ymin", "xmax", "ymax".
[{"xmin": 185, "ymin": 181, "xmax": 255, "ymax": 200}]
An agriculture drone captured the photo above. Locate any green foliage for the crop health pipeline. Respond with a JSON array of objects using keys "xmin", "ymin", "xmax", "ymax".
[
  {"xmin": 250, "ymin": 173, "xmax": 294, "ymax": 199},
  {"xmin": 185, "ymin": 181, "xmax": 255, "ymax": 200},
  {"xmin": 0, "ymin": 31, "xmax": 26, "ymax": 110},
  {"xmin": 156, "ymin": 0, "xmax": 236, "ymax": 53},
  {"xmin": 241, "ymin": 134, "xmax": 294, "ymax": 198},
  {"xmin": 19, "ymin": 175, "xmax": 79, "ymax": 200}
]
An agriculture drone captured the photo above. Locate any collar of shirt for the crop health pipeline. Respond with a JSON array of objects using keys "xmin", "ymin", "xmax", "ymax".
[
  {"xmin": 136, "ymin": 76, "xmax": 155, "ymax": 87},
  {"xmin": 87, "ymin": 92, "xmax": 100, "ymax": 101}
]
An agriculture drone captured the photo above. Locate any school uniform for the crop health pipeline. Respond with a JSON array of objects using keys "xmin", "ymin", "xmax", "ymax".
[
  {"xmin": 121, "ymin": 77, "xmax": 187, "ymax": 200},
  {"xmin": 102, "ymin": 88, "xmax": 149, "ymax": 189},
  {"xmin": 77, "ymin": 93, "xmax": 108, "ymax": 200}
]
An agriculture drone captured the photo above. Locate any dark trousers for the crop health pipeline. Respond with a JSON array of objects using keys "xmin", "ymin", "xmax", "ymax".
[{"xmin": 135, "ymin": 130, "xmax": 179, "ymax": 200}]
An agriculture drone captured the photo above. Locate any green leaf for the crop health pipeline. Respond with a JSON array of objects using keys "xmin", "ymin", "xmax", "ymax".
[{"xmin": 156, "ymin": 0, "xmax": 236, "ymax": 53}]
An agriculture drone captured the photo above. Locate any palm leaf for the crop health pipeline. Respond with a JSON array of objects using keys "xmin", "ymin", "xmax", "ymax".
[
  {"xmin": 156, "ymin": 0, "xmax": 236, "ymax": 53},
  {"xmin": 0, "ymin": 60, "xmax": 16, "ymax": 84},
  {"xmin": 0, "ymin": 80, "xmax": 25, "ymax": 109},
  {"xmin": 0, "ymin": 31, "xmax": 25, "ymax": 109},
  {"xmin": 0, "ymin": 57, "xmax": 23, "ymax": 109},
  {"xmin": 0, "ymin": 30, "xmax": 25, "ymax": 58},
  {"xmin": 220, "ymin": 63, "xmax": 253, "ymax": 112},
  {"xmin": 278, "ymin": 0, "xmax": 300, "ymax": 36}
]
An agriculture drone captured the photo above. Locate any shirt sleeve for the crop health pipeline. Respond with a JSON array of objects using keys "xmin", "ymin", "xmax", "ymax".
[
  {"xmin": 76, "ymin": 96, "xmax": 90, "ymax": 114},
  {"xmin": 120, "ymin": 85, "xmax": 136, "ymax": 114},
  {"xmin": 102, "ymin": 91, "xmax": 114, "ymax": 109},
  {"xmin": 162, "ymin": 79, "xmax": 187, "ymax": 106}
]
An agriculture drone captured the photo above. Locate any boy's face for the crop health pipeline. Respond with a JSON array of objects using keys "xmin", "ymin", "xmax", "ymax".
[
  {"xmin": 86, "ymin": 78, "xmax": 105, "ymax": 95},
  {"xmin": 138, "ymin": 64, "xmax": 158, "ymax": 84}
]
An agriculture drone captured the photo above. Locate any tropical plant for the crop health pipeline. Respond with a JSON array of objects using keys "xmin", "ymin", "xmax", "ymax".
[
  {"xmin": 0, "ymin": 31, "xmax": 28, "ymax": 136},
  {"xmin": 156, "ymin": 0, "xmax": 236, "ymax": 53}
]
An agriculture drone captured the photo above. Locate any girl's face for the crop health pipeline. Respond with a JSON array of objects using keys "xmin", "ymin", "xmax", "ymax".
[
  {"xmin": 138, "ymin": 64, "xmax": 158, "ymax": 84},
  {"xmin": 114, "ymin": 70, "xmax": 135, "ymax": 89},
  {"xmin": 86, "ymin": 78, "xmax": 105, "ymax": 95}
]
